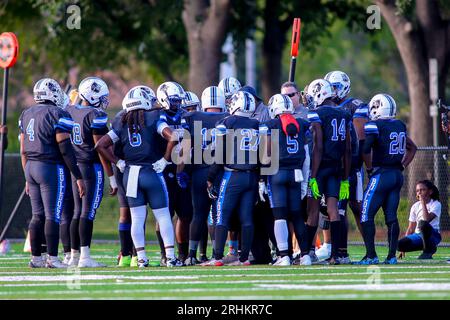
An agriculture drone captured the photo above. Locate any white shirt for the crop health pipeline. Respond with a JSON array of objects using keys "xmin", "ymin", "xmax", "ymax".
[{"xmin": 409, "ymin": 199, "xmax": 441, "ymax": 233}]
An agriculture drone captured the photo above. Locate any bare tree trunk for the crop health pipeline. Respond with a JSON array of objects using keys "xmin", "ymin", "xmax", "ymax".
[{"xmin": 182, "ymin": 0, "xmax": 231, "ymax": 96}]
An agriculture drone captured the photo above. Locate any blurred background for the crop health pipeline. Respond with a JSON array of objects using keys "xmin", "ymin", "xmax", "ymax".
[{"xmin": 0, "ymin": 0, "xmax": 449, "ymax": 243}]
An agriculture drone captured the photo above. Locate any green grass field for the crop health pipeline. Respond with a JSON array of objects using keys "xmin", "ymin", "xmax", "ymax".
[{"xmin": 1, "ymin": 243, "xmax": 450, "ymax": 300}]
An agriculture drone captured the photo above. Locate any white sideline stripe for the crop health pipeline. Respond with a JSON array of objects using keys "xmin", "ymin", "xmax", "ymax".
[
  {"xmin": 3, "ymin": 278, "xmax": 450, "ymax": 287},
  {"xmin": 0, "ymin": 275, "xmax": 198, "ymax": 282},
  {"xmin": 257, "ymin": 283, "xmax": 450, "ymax": 292}
]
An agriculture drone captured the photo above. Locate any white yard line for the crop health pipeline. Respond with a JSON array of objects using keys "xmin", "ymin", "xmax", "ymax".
[{"xmin": 257, "ymin": 282, "xmax": 450, "ymax": 291}]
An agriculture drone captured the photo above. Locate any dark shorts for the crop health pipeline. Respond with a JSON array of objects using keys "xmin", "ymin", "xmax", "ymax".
[
  {"xmin": 113, "ymin": 165, "xmax": 129, "ymax": 208},
  {"xmin": 316, "ymin": 166, "xmax": 341, "ymax": 199},
  {"xmin": 267, "ymin": 169, "xmax": 301, "ymax": 210},
  {"xmin": 164, "ymin": 167, "xmax": 193, "ymax": 221},
  {"xmin": 25, "ymin": 161, "xmax": 67, "ymax": 223}
]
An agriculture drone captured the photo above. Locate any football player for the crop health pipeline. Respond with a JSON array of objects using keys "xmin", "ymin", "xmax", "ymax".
[
  {"xmin": 302, "ymin": 79, "xmax": 352, "ymax": 265},
  {"xmin": 65, "ymin": 77, "xmax": 114, "ymax": 268},
  {"xmin": 95, "ymin": 88, "xmax": 183, "ymax": 267},
  {"xmin": 218, "ymin": 76, "xmax": 242, "ymax": 110},
  {"xmin": 205, "ymin": 91, "xmax": 260, "ymax": 266},
  {"xmin": 20, "ymin": 78, "xmax": 85, "ymax": 268},
  {"xmin": 180, "ymin": 86, "xmax": 229, "ymax": 265},
  {"xmin": 260, "ymin": 94, "xmax": 310, "ymax": 266},
  {"xmin": 358, "ymin": 94, "xmax": 416, "ymax": 264}
]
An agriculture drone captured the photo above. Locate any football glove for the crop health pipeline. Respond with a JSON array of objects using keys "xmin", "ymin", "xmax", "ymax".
[
  {"xmin": 176, "ymin": 172, "xmax": 189, "ymax": 189},
  {"xmin": 308, "ymin": 178, "xmax": 321, "ymax": 199},
  {"xmin": 116, "ymin": 159, "xmax": 126, "ymax": 173},
  {"xmin": 207, "ymin": 184, "xmax": 218, "ymax": 200},
  {"xmin": 258, "ymin": 181, "xmax": 268, "ymax": 202},
  {"xmin": 152, "ymin": 157, "xmax": 171, "ymax": 173},
  {"xmin": 339, "ymin": 180, "xmax": 350, "ymax": 200}
]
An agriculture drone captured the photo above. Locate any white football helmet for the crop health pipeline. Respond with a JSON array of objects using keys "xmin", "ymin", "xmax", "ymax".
[
  {"xmin": 78, "ymin": 77, "xmax": 110, "ymax": 109},
  {"xmin": 218, "ymin": 77, "xmax": 242, "ymax": 99},
  {"xmin": 156, "ymin": 81, "xmax": 185, "ymax": 110},
  {"xmin": 368, "ymin": 93, "xmax": 397, "ymax": 120},
  {"xmin": 183, "ymin": 91, "xmax": 201, "ymax": 111},
  {"xmin": 268, "ymin": 94, "xmax": 294, "ymax": 119},
  {"xmin": 324, "ymin": 70, "xmax": 351, "ymax": 100},
  {"xmin": 228, "ymin": 91, "xmax": 256, "ymax": 116},
  {"xmin": 122, "ymin": 89, "xmax": 153, "ymax": 113},
  {"xmin": 307, "ymin": 79, "xmax": 335, "ymax": 106},
  {"xmin": 201, "ymin": 86, "xmax": 226, "ymax": 111},
  {"xmin": 33, "ymin": 78, "xmax": 64, "ymax": 108},
  {"xmin": 127, "ymin": 85, "xmax": 156, "ymax": 105}
]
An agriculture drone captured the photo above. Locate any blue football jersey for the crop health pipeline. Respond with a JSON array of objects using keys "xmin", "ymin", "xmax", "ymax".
[
  {"xmin": 215, "ymin": 115, "xmax": 260, "ymax": 171},
  {"xmin": 110, "ymin": 110, "xmax": 166, "ymax": 166},
  {"xmin": 308, "ymin": 105, "xmax": 352, "ymax": 167},
  {"xmin": 259, "ymin": 117, "xmax": 309, "ymax": 170},
  {"xmin": 65, "ymin": 105, "xmax": 108, "ymax": 163},
  {"xmin": 364, "ymin": 119, "xmax": 407, "ymax": 170},
  {"xmin": 183, "ymin": 110, "xmax": 229, "ymax": 168},
  {"xmin": 19, "ymin": 104, "xmax": 74, "ymax": 163}
]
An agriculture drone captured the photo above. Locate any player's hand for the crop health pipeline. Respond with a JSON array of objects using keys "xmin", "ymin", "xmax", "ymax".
[
  {"xmin": 116, "ymin": 159, "xmax": 126, "ymax": 173},
  {"xmin": 176, "ymin": 171, "xmax": 189, "ymax": 189},
  {"xmin": 25, "ymin": 181, "xmax": 29, "ymax": 196},
  {"xmin": 258, "ymin": 181, "xmax": 267, "ymax": 202},
  {"xmin": 339, "ymin": 180, "xmax": 350, "ymax": 200},
  {"xmin": 152, "ymin": 157, "xmax": 171, "ymax": 173},
  {"xmin": 207, "ymin": 181, "xmax": 218, "ymax": 200},
  {"xmin": 109, "ymin": 175, "xmax": 118, "ymax": 196},
  {"xmin": 398, "ymin": 252, "xmax": 406, "ymax": 259},
  {"xmin": 76, "ymin": 179, "xmax": 86, "ymax": 197},
  {"xmin": 308, "ymin": 178, "xmax": 321, "ymax": 199}
]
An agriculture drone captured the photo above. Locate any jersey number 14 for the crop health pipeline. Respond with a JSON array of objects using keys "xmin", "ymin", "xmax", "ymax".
[{"xmin": 331, "ymin": 118, "xmax": 346, "ymax": 141}]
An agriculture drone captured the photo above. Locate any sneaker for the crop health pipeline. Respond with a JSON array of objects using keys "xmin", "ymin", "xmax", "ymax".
[
  {"xmin": 201, "ymin": 258, "xmax": 223, "ymax": 266},
  {"xmin": 160, "ymin": 257, "xmax": 167, "ymax": 267},
  {"xmin": 418, "ymin": 252, "xmax": 433, "ymax": 260},
  {"xmin": 167, "ymin": 257, "xmax": 184, "ymax": 267},
  {"xmin": 130, "ymin": 256, "xmax": 138, "ymax": 267},
  {"xmin": 223, "ymin": 253, "xmax": 239, "ymax": 265},
  {"xmin": 118, "ymin": 255, "xmax": 132, "ymax": 267},
  {"xmin": 292, "ymin": 251, "xmax": 301, "ymax": 260},
  {"xmin": 41, "ymin": 252, "xmax": 49, "ymax": 263},
  {"xmin": 319, "ymin": 256, "xmax": 340, "ymax": 265},
  {"xmin": 29, "ymin": 256, "xmax": 45, "ymax": 268},
  {"xmin": 383, "ymin": 257, "xmax": 398, "ymax": 265},
  {"xmin": 68, "ymin": 252, "xmax": 80, "ymax": 267},
  {"xmin": 292, "ymin": 256, "xmax": 301, "ymax": 265},
  {"xmin": 300, "ymin": 254, "xmax": 312, "ymax": 266},
  {"xmin": 315, "ymin": 243, "xmax": 331, "ymax": 260},
  {"xmin": 309, "ymin": 251, "xmax": 320, "ymax": 264},
  {"xmin": 337, "ymin": 256, "xmax": 352, "ymax": 265},
  {"xmin": 354, "ymin": 256, "xmax": 379, "ymax": 265},
  {"xmin": 62, "ymin": 252, "xmax": 71, "ymax": 265},
  {"xmin": 185, "ymin": 256, "xmax": 200, "ymax": 266},
  {"xmin": 46, "ymin": 257, "xmax": 68, "ymax": 269},
  {"xmin": 78, "ymin": 257, "xmax": 107, "ymax": 268},
  {"xmin": 272, "ymin": 256, "xmax": 291, "ymax": 266},
  {"xmin": 137, "ymin": 258, "xmax": 149, "ymax": 268},
  {"xmin": 227, "ymin": 259, "xmax": 251, "ymax": 266}
]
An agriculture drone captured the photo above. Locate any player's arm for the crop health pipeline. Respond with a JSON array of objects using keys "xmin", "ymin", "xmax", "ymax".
[
  {"xmin": 343, "ymin": 126, "xmax": 351, "ymax": 180},
  {"xmin": 401, "ymin": 136, "xmax": 417, "ymax": 169},
  {"xmin": 310, "ymin": 122, "xmax": 322, "ymax": 179},
  {"xmin": 94, "ymin": 133, "xmax": 119, "ymax": 165},
  {"xmin": 419, "ymin": 196, "xmax": 438, "ymax": 222},
  {"xmin": 93, "ymin": 133, "xmax": 117, "ymax": 195},
  {"xmin": 405, "ymin": 221, "xmax": 416, "ymax": 236},
  {"xmin": 258, "ymin": 124, "xmax": 271, "ymax": 165},
  {"xmin": 362, "ymin": 122, "xmax": 378, "ymax": 174},
  {"xmin": 20, "ymin": 133, "xmax": 26, "ymax": 172}
]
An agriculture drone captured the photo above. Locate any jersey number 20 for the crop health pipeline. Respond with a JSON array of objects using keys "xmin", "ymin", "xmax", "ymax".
[{"xmin": 389, "ymin": 132, "xmax": 406, "ymax": 155}]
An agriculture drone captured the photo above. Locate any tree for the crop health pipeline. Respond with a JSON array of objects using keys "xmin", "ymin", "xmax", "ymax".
[{"xmin": 182, "ymin": 0, "xmax": 231, "ymax": 95}]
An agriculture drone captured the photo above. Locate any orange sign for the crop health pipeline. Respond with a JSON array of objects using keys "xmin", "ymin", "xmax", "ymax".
[
  {"xmin": 290, "ymin": 18, "xmax": 301, "ymax": 57},
  {"xmin": 0, "ymin": 32, "xmax": 19, "ymax": 69}
]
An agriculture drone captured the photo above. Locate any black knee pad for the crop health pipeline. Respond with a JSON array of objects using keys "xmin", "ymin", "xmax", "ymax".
[{"xmin": 272, "ymin": 207, "xmax": 288, "ymax": 220}]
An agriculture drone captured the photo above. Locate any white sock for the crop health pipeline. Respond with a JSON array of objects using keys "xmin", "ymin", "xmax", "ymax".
[
  {"xmin": 71, "ymin": 249, "xmax": 80, "ymax": 257},
  {"xmin": 153, "ymin": 207, "xmax": 175, "ymax": 259},
  {"xmin": 130, "ymin": 206, "xmax": 147, "ymax": 248},
  {"xmin": 274, "ymin": 219, "xmax": 289, "ymax": 252},
  {"xmin": 80, "ymin": 246, "xmax": 90, "ymax": 259},
  {"xmin": 137, "ymin": 250, "xmax": 147, "ymax": 261}
]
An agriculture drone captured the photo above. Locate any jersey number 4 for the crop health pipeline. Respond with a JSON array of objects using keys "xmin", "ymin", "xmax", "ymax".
[
  {"xmin": 389, "ymin": 132, "xmax": 406, "ymax": 155},
  {"xmin": 26, "ymin": 119, "xmax": 35, "ymax": 142},
  {"xmin": 331, "ymin": 118, "xmax": 346, "ymax": 141}
]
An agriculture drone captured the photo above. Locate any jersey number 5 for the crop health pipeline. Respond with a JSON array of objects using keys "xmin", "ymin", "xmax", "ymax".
[
  {"xmin": 331, "ymin": 118, "xmax": 346, "ymax": 141},
  {"xmin": 286, "ymin": 135, "xmax": 299, "ymax": 154}
]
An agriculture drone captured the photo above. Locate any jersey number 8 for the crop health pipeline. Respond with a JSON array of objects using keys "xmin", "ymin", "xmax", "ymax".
[{"xmin": 72, "ymin": 123, "xmax": 83, "ymax": 145}]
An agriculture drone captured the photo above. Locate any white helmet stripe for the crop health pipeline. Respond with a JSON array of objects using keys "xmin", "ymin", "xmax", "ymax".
[{"xmin": 385, "ymin": 94, "xmax": 395, "ymax": 116}]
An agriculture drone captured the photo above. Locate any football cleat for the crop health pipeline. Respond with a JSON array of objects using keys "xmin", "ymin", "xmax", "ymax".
[
  {"xmin": 223, "ymin": 253, "xmax": 239, "ymax": 265},
  {"xmin": 160, "ymin": 257, "xmax": 167, "ymax": 267},
  {"xmin": 78, "ymin": 257, "xmax": 107, "ymax": 268},
  {"xmin": 185, "ymin": 257, "xmax": 200, "ymax": 266},
  {"xmin": 166, "ymin": 257, "xmax": 184, "ymax": 267},
  {"xmin": 354, "ymin": 256, "xmax": 379, "ymax": 265},
  {"xmin": 318, "ymin": 256, "xmax": 340, "ymax": 265},
  {"xmin": 309, "ymin": 251, "xmax": 320, "ymax": 264},
  {"xmin": 227, "ymin": 259, "xmax": 251, "ymax": 266},
  {"xmin": 46, "ymin": 257, "xmax": 68, "ymax": 269},
  {"xmin": 118, "ymin": 255, "xmax": 132, "ymax": 267},
  {"xmin": 201, "ymin": 258, "xmax": 223, "ymax": 266},
  {"xmin": 272, "ymin": 256, "xmax": 291, "ymax": 266},
  {"xmin": 130, "ymin": 256, "xmax": 138, "ymax": 267},
  {"xmin": 29, "ymin": 257, "xmax": 46, "ymax": 268},
  {"xmin": 300, "ymin": 255, "xmax": 312, "ymax": 266},
  {"xmin": 418, "ymin": 252, "xmax": 433, "ymax": 260},
  {"xmin": 337, "ymin": 256, "xmax": 352, "ymax": 265},
  {"xmin": 137, "ymin": 258, "xmax": 149, "ymax": 268},
  {"xmin": 68, "ymin": 252, "xmax": 80, "ymax": 267},
  {"xmin": 315, "ymin": 243, "xmax": 331, "ymax": 260},
  {"xmin": 62, "ymin": 253, "xmax": 71, "ymax": 265},
  {"xmin": 199, "ymin": 255, "xmax": 208, "ymax": 263},
  {"xmin": 383, "ymin": 257, "xmax": 398, "ymax": 265}
]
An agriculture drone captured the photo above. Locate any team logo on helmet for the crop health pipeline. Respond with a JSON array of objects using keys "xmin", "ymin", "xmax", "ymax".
[{"xmin": 91, "ymin": 82, "xmax": 101, "ymax": 93}]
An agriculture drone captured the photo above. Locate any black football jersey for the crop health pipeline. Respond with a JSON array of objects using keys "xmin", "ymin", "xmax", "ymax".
[
  {"xmin": 364, "ymin": 119, "xmax": 407, "ymax": 169},
  {"xmin": 215, "ymin": 115, "xmax": 260, "ymax": 171},
  {"xmin": 19, "ymin": 104, "xmax": 74, "ymax": 163},
  {"xmin": 65, "ymin": 105, "xmax": 108, "ymax": 163},
  {"xmin": 308, "ymin": 105, "xmax": 352, "ymax": 167},
  {"xmin": 110, "ymin": 110, "xmax": 165, "ymax": 166},
  {"xmin": 183, "ymin": 111, "xmax": 229, "ymax": 168},
  {"xmin": 259, "ymin": 117, "xmax": 309, "ymax": 169}
]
